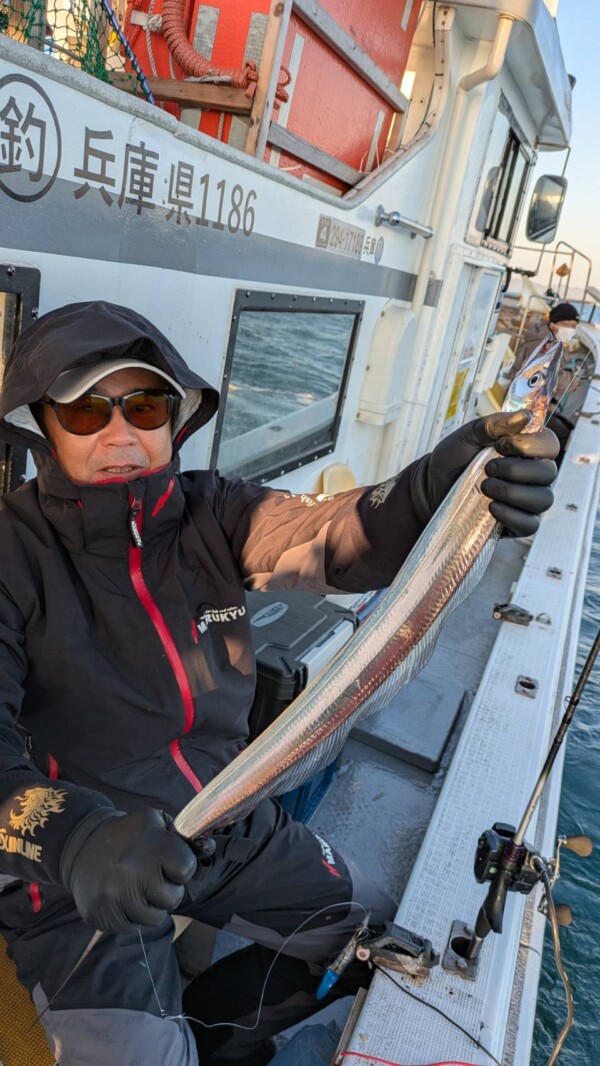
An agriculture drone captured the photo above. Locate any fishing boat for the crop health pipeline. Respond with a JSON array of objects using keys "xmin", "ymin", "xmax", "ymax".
[{"xmin": 0, "ymin": 1, "xmax": 599, "ymax": 1063}]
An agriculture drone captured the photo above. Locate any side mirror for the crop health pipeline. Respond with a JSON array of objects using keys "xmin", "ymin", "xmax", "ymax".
[{"xmin": 526, "ymin": 175, "xmax": 567, "ymax": 244}]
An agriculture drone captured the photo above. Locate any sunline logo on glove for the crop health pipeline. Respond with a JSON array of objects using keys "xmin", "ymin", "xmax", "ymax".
[{"xmin": 0, "ymin": 786, "xmax": 67, "ymax": 863}]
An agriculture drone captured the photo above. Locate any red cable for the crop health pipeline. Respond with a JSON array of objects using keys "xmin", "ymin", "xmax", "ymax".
[{"xmin": 341, "ymin": 1054, "xmax": 477, "ymax": 1066}]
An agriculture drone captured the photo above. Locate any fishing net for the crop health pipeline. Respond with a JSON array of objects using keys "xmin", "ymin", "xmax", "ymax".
[{"xmin": 0, "ymin": 0, "xmax": 151, "ymax": 98}]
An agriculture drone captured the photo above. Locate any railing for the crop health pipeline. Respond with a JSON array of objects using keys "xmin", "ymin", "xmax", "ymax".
[{"xmin": 509, "ymin": 241, "xmax": 595, "ymax": 349}]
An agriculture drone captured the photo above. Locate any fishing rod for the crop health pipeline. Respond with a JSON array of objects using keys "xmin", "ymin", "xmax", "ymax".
[
  {"xmin": 544, "ymin": 346, "xmax": 594, "ymax": 429},
  {"xmin": 442, "ymin": 627, "xmax": 599, "ymax": 1063},
  {"xmin": 460, "ymin": 626, "xmax": 598, "ymax": 964},
  {"xmin": 514, "ymin": 624, "xmax": 600, "ymax": 847}
]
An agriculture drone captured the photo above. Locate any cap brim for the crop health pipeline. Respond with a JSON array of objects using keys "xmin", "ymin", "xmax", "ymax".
[{"xmin": 47, "ymin": 359, "xmax": 186, "ymax": 402}]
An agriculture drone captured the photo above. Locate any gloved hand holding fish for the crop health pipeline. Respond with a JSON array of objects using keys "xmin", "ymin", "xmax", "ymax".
[
  {"xmin": 174, "ymin": 335, "xmax": 562, "ymax": 843},
  {"xmin": 410, "ymin": 408, "xmax": 558, "ymax": 536}
]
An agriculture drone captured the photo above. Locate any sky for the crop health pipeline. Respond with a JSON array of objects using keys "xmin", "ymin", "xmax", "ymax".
[{"xmin": 535, "ymin": 0, "xmax": 600, "ymax": 295}]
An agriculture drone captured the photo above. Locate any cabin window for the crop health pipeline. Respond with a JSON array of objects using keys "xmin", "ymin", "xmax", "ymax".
[
  {"xmin": 472, "ymin": 98, "xmax": 533, "ymax": 251},
  {"xmin": 0, "ymin": 266, "xmax": 40, "ymax": 493},
  {"xmin": 211, "ymin": 292, "xmax": 363, "ymax": 482}
]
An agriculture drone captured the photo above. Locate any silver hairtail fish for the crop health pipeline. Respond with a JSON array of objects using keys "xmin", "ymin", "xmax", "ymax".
[{"xmin": 174, "ymin": 335, "xmax": 562, "ymax": 841}]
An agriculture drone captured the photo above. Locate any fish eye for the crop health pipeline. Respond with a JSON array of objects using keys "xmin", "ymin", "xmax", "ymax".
[{"xmin": 527, "ymin": 372, "xmax": 544, "ymax": 387}]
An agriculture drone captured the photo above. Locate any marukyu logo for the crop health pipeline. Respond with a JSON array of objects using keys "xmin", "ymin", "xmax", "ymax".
[{"xmin": 196, "ymin": 604, "xmax": 246, "ymax": 635}]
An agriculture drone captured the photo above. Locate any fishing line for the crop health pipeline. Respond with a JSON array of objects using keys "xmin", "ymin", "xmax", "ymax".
[
  {"xmin": 27, "ymin": 927, "xmax": 103, "ymax": 1031},
  {"xmin": 138, "ymin": 927, "xmax": 167, "ymax": 1017},
  {"xmin": 139, "ymin": 908, "xmax": 501, "ymax": 1061},
  {"xmin": 140, "ymin": 900, "xmax": 368, "ymax": 1032},
  {"xmin": 533, "ymin": 859, "xmax": 575, "ymax": 1066},
  {"xmin": 543, "ymin": 348, "xmax": 594, "ymax": 429},
  {"xmin": 372, "ymin": 965, "xmax": 502, "ymax": 1066}
]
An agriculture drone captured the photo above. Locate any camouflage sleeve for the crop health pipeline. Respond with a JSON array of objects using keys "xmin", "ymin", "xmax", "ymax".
[
  {"xmin": 215, "ymin": 461, "xmax": 427, "ymax": 594},
  {"xmin": 0, "ymin": 588, "xmax": 113, "ymax": 886}
]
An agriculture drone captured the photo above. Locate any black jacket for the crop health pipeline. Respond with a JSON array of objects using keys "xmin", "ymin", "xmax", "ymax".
[{"xmin": 0, "ymin": 302, "xmax": 426, "ymax": 889}]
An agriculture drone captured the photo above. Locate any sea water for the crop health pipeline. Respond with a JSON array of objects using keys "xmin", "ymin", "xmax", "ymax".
[{"xmin": 532, "ymin": 509, "xmax": 600, "ymax": 1064}]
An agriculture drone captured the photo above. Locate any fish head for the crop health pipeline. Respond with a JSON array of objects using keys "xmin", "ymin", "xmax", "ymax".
[{"xmin": 503, "ymin": 334, "xmax": 563, "ymax": 432}]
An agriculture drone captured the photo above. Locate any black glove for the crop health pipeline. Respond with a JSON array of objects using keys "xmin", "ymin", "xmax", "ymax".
[
  {"xmin": 60, "ymin": 808, "xmax": 197, "ymax": 933},
  {"xmin": 411, "ymin": 411, "xmax": 559, "ymax": 537}
]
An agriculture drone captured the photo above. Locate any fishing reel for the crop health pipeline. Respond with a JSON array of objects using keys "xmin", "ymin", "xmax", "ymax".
[
  {"xmin": 474, "ymin": 825, "xmax": 592, "ymax": 907},
  {"xmin": 443, "ymin": 826, "xmax": 592, "ymax": 980},
  {"xmin": 474, "ymin": 821, "xmax": 539, "ymax": 894}
]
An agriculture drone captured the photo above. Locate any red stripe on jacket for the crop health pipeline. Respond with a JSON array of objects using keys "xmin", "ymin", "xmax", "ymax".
[
  {"xmin": 128, "ymin": 498, "xmax": 202, "ymax": 793},
  {"xmin": 29, "ymin": 754, "xmax": 60, "ymax": 912}
]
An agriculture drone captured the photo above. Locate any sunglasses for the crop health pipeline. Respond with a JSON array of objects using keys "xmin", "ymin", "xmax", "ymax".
[{"xmin": 42, "ymin": 390, "xmax": 179, "ymax": 436}]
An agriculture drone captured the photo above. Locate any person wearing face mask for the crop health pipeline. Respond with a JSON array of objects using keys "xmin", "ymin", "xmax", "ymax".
[
  {"xmin": 510, "ymin": 301, "xmax": 580, "ymax": 464},
  {"xmin": 550, "ymin": 309, "xmax": 579, "ymax": 346}
]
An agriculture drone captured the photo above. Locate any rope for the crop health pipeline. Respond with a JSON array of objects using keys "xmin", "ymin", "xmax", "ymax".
[
  {"xmin": 144, "ymin": 0, "xmax": 165, "ymax": 108},
  {"xmin": 185, "ymin": 75, "xmax": 238, "ymax": 84},
  {"xmin": 159, "ymin": 0, "xmax": 290, "ymax": 107},
  {"xmin": 145, "ymin": 0, "xmax": 159, "ymax": 77},
  {"xmin": 160, "ymin": 0, "xmax": 255, "ymax": 92},
  {"xmin": 5, "ymin": 0, "xmax": 293, "ymax": 110},
  {"xmin": 275, "ymin": 65, "xmax": 292, "ymax": 108},
  {"xmin": 99, "ymin": 0, "xmax": 155, "ymax": 102}
]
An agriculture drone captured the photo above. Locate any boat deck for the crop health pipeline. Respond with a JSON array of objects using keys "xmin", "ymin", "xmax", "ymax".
[{"xmin": 335, "ymin": 381, "xmax": 600, "ymax": 1065}]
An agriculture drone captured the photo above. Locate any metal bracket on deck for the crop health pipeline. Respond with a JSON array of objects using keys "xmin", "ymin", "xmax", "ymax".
[
  {"xmin": 441, "ymin": 920, "xmax": 478, "ymax": 981},
  {"xmin": 355, "ymin": 921, "xmax": 439, "ymax": 978},
  {"xmin": 493, "ymin": 602, "xmax": 533, "ymax": 625},
  {"xmin": 515, "ymin": 675, "xmax": 539, "ymax": 698}
]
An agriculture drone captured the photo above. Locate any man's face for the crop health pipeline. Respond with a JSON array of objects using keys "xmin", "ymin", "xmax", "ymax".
[
  {"xmin": 43, "ymin": 368, "xmax": 174, "ymax": 484},
  {"xmin": 549, "ymin": 319, "xmax": 578, "ymax": 336}
]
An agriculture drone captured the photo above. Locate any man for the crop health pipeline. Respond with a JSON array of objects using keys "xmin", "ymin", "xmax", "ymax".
[
  {"xmin": 0, "ymin": 301, "xmax": 557, "ymax": 1066},
  {"xmin": 510, "ymin": 301, "xmax": 581, "ymax": 461}
]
